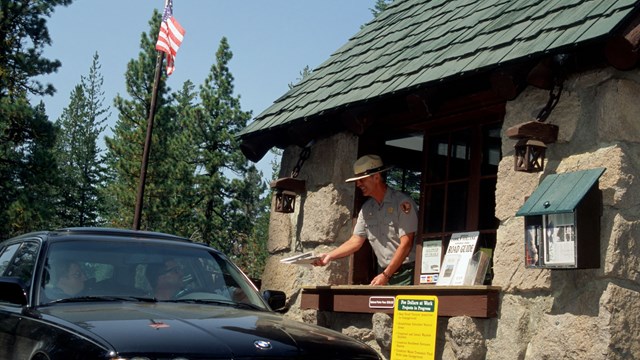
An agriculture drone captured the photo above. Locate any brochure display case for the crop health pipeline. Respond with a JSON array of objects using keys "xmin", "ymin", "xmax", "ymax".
[{"xmin": 517, "ymin": 168, "xmax": 605, "ymax": 269}]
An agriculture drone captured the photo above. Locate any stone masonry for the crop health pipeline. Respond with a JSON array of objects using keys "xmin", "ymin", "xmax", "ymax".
[{"xmin": 260, "ymin": 67, "xmax": 640, "ymax": 360}]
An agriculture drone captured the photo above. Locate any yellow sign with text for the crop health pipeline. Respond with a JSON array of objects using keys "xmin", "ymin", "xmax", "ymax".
[{"xmin": 390, "ymin": 295, "xmax": 438, "ymax": 360}]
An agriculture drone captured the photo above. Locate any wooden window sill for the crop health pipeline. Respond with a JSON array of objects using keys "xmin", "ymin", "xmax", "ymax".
[{"xmin": 300, "ymin": 285, "xmax": 501, "ymax": 318}]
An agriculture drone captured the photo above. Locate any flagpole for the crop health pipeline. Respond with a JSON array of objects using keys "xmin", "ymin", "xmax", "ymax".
[
  {"xmin": 133, "ymin": 50, "xmax": 164, "ymax": 230},
  {"xmin": 133, "ymin": 15, "xmax": 167, "ymax": 231},
  {"xmin": 133, "ymin": 0, "xmax": 183, "ymax": 230}
]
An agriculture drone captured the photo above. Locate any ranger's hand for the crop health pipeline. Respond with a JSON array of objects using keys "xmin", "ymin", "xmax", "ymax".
[{"xmin": 312, "ymin": 253, "xmax": 331, "ymax": 266}]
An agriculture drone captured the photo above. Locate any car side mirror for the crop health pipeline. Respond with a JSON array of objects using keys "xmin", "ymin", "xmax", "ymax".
[
  {"xmin": 262, "ymin": 290, "xmax": 287, "ymax": 312},
  {"xmin": 0, "ymin": 277, "xmax": 28, "ymax": 305}
]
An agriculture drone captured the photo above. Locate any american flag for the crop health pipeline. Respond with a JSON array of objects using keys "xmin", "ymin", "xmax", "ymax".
[{"xmin": 155, "ymin": 0, "xmax": 185, "ymax": 75}]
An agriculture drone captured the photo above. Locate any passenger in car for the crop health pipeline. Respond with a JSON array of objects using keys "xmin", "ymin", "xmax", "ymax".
[
  {"xmin": 46, "ymin": 261, "xmax": 87, "ymax": 299},
  {"xmin": 146, "ymin": 259, "xmax": 184, "ymax": 300}
]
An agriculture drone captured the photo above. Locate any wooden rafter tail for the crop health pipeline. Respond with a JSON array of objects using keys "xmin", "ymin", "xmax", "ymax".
[{"xmin": 605, "ymin": 13, "xmax": 640, "ymax": 70}]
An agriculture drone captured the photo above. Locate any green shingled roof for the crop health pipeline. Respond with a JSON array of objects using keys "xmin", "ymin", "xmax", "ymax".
[
  {"xmin": 239, "ymin": 0, "xmax": 639, "ymax": 137},
  {"xmin": 516, "ymin": 167, "xmax": 605, "ymax": 216}
]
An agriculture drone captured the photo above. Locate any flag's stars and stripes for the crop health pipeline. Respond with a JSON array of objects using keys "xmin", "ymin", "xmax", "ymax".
[{"xmin": 155, "ymin": 0, "xmax": 185, "ymax": 75}]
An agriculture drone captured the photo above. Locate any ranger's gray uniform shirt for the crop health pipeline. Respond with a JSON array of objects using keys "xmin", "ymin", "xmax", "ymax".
[{"xmin": 353, "ymin": 188, "xmax": 418, "ymax": 268}]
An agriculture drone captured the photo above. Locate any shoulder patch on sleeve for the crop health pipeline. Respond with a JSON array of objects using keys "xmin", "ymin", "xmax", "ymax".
[{"xmin": 401, "ymin": 201, "xmax": 412, "ymax": 214}]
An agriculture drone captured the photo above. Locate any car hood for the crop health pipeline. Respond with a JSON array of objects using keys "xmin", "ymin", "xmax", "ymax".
[{"xmin": 38, "ymin": 302, "xmax": 376, "ymax": 359}]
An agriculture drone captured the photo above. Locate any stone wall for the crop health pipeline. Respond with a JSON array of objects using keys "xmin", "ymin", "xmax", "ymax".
[
  {"xmin": 487, "ymin": 67, "xmax": 640, "ymax": 360},
  {"xmin": 261, "ymin": 132, "xmax": 358, "ymax": 313},
  {"xmin": 260, "ymin": 67, "xmax": 640, "ymax": 360}
]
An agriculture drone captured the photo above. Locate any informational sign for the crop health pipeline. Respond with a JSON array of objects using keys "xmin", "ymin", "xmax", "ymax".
[
  {"xmin": 420, "ymin": 240, "xmax": 442, "ymax": 284},
  {"xmin": 369, "ymin": 296, "xmax": 395, "ymax": 309},
  {"xmin": 390, "ymin": 295, "xmax": 438, "ymax": 360},
  {"xmin": 436, "ymin": 231, "xmax": 479, "ymax": 286}
]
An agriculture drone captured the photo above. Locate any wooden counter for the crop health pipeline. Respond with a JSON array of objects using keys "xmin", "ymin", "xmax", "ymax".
[{"xmin": 300, "ymin": 285, "xmax": 501, "ymax": 318}]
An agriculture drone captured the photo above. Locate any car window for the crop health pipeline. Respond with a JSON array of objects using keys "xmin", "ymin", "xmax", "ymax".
[
  {"xmin": 39, "ymin": 239, "xmax": 268, "ymax": 310},
  {"xmin": 0, "ymin": 243, "xmax": 21, "ymax": 275},
  {"xmin": 3, "ymin": 241, "xmax": 39, "ymax": 284}
]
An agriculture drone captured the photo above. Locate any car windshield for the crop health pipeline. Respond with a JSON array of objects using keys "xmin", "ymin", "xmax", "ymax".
[{"xmin": 39, "ymin": 239, "xmax": 267, "ymax": 310}]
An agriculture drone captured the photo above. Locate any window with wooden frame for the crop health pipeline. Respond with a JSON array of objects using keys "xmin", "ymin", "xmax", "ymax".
[
  {"xmin": 301, "ymin": 108, "xmax": 504, "ymax": 317},
  {"xmin": 350, "ymin": 110, "xmax": 503, "ymax": 285},
  {"xmin": 418, "ymin": 117, "xmax": 502, "ymax": 285}
]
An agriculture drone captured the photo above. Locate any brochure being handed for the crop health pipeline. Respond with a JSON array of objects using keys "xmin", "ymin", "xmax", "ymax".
[{"xmin": 280, "ymin": 252, "xmax": 321, "ymax": 265}]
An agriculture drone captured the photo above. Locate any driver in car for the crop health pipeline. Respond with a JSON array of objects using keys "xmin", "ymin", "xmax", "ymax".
[
  {"xmin": 146, "ymin": 259, "xmax": 185, "ymax": 300},
  {"xmin": 46, "ymin": 261, "xmax": 87, "ymax": 299}
]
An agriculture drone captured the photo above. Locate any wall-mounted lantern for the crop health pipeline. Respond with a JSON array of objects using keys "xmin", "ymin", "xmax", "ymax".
[
  {"xmin": 513, "ymin": 138, "xmax": 547, "ymax": 172},
  {"xmin": 270, "ymin": 177, "xmax": 306, "ymax": 213},
  {"xmin": 270, "ymin": 145, "xmax": 311, "ymax": 213},
  {"xmin": 506, "ymin": 121, "xmax": 558, "ymax": 172},
  {"xmin": 508, "ymin": 63, "xmax": 565, "ymax": 172}
]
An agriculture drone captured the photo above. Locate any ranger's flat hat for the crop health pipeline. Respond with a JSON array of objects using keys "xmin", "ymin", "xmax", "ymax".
[{"xmin": 345, "ymin": 154, "xmax": 392, "ymax": 182}]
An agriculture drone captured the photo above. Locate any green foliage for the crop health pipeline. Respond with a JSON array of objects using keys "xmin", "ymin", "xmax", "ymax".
[
  {"xmin": 0, "ymin": 100, "xmax": 58, "ymax": 237},
  {"xmin": 1, "ymin": 2, "xmax": 272, "ymax": 277},
  {"xmin": 53, "ymin": 53, "xmax": 109, "ymax": 227},
  {"xmin": 370, "ymin": 0, "xmax": 393, "ymax": 18},
  {"xmin": 0, "ymin": 0, "xmax": 73, "ymax": 98},
  {"xmin": 157, "ymin": 80, "xmax": 199, "ymax": 236},
  {"xmin": 188, "ymin": 37, "xmax": 267, "ymax": 265},
  {"xmin": 288, "ymin": 66, "xmax": 312, "ymax": 90},
  {"xmin": 0, "ymin": 0, "xmax": 72, "ymax": 239},
  {"xmin": 387, "ymin": 167, "xmax": 421, "ymax": 205},
  {"xmin": 101, "ymin": 16, "xmax": 268, "ymax": 280},
  {"xmin": 103, "ymin": 10, "xmax": 175, "ymax": 229}
]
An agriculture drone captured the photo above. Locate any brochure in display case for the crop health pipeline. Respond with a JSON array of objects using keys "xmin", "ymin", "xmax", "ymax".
[
  {"xmin": 463, "ymin": 248, "xmax": 492, "ymax": 285},
  {"xmin": 524, "ymin": 213, "xmax": 577, "ymax": 268},
  {"xmin": 420, "ymin": 240, "xmax": 442, "ymax": 284},
  {"xmin": 525, "ymin": 225, "xmax": 542, "ymax": 267},
  {"xmin": 542, "ymin": 213, "xmax": 576, "ymax": 266},
  {"xmin": 436, "ymin": 232, "xmax": 479, "ymax": 286}
]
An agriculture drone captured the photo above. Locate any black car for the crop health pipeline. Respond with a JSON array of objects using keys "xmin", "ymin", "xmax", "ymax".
[{"xmin": 0, "ymin": 228, "xmax": 379, "ymax": 360}]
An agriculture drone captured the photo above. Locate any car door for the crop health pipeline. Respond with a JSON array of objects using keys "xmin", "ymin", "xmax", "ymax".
[{"xmin": 0, "ymin": 239, "xmax": 40, "ymax": 360}]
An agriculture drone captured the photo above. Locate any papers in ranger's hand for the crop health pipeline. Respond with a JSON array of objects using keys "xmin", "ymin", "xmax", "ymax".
[{"xmin": 280, "ymin": 252, "xmax": 320, "ymax": 265}]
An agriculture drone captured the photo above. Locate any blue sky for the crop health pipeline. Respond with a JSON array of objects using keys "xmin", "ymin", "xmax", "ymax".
[{"xmin": 37, "ymin": 1, "xmax": 376, "ymax": 179}]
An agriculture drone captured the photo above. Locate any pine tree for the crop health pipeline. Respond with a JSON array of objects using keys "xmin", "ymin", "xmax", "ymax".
[
  {"xmin": 156, "ymin": 80, "xmax": 199, "ymax": 236},
  {"xmin": 104, "ymin": 10, "xmax": 171, "ymax": 229},
  {"xmin": 103, "ymin": 11, "xmax": 196, "ymax": 234},
  {"xmin": 0, "ymin": 0, "xmax": 72, "ymax": 238},
  {"xmin": 231, "ymin": 165, "xmax": 270, "ymax": 279},
  {"xmin": 2, "ymin": 102, "xmax": 58, "ymax": 236},
  {"xmin": 0, "ymin": 0, "xmax": 72, "ymax": 98},
  {"xmin": 370, "ymin": 0, "xmax": 393, "ymax": 18},
  {"xmin": 53, "ymin": 53, "xmax": 109, "ymax": 227},
  {"xmin": 190, "ymin": 37, "xmax": 267, "ymax": 257}
]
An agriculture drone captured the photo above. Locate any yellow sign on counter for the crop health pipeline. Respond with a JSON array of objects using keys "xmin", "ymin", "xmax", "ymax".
[{"xmin": 390, "ymin": 295, "xmax": 438, "ymax": 360}]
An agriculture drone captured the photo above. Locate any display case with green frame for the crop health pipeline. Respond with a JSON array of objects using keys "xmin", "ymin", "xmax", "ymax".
[{"xmin": 516, "ymin": 168, "xmax": 605, "ymax": 269}]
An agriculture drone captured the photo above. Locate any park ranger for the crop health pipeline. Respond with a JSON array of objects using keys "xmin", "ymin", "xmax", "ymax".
[{"xmin": 313, "ymin": 154, "xmax": 418, "ymax": 285}]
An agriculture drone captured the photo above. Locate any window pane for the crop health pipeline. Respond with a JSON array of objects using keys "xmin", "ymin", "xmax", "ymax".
[
  {"xmin": 5, "ymin": 242, "xmax": 39, "ymax": 284},
  {"xmin": 482, "ymin": 124, "xmax": 502, "ymax": 176},
  {"xmin": 479, "ymin": 179, "xmax": 498, "ymax": 230},
  {"xmin": 449, "ymin": 130, "xmax": 471, "ymax": 180},
  {"xmin": 426, "ymin": 134, "xmax": 449, "ymax": 182},
  {"xmin": 387, "ymin": 168, "xmax": 421, "ymax": 205},
  {"xmin": 424, "ymin": 184, "xmax": 445, "ymax": 233},
  {"xmin": 0, "ymin": 243, "xmax": 21, "ymax": 275},
  {"xmin": 445, "ymin": 181, "xmax": 468, "ymax": 232}
]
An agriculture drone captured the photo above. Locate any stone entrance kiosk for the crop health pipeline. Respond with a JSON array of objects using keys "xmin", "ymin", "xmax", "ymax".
[{"xmin": 239, "ymin": 1, "xmax": 640, "ymax": 359}]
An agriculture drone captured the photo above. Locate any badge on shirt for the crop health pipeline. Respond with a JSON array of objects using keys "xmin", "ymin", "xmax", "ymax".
[
  {"xmin": 387, "ymin": 207, "xmax": 394, "ymax": 214},
  {"xmin": 401, "ymin": 201, "xmax": 412, "ymax": 214}
]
